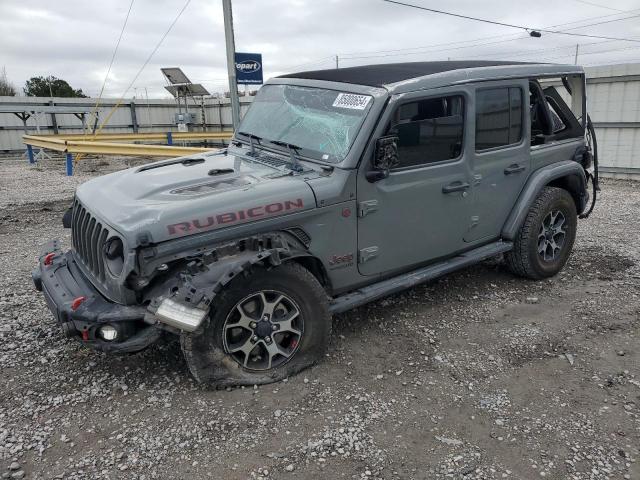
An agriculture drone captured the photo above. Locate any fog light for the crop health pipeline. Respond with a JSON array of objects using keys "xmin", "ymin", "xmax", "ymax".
[
  {"xmin": 155, "ymin": 298, "xmax": 207, "ymax": 332},
  {"xmin": 98, "ymin": 325, "xmax": 118, "ymax": 341}
]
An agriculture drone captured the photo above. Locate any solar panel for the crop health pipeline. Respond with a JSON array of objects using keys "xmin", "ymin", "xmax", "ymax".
[
  {"xmin": 164, "ymin": 85, "xmax": 185, "ymax": 97},
  {"xmin": 164, "ymin": 84, "xmax": 210, "ymax": 98},
  {"xmin": 187, "ymin": 84, "xmax": 210, "ymax": 96},
  {"xmin": 161, "ymin": 67, "xmax": 191, "ymax": 85}
]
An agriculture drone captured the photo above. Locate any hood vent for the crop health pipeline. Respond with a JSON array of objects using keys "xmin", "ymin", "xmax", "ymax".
[
  {"xmin": 208, "ymin": 168, "xmax": 235, "ymax": 176},
  {"xmin": 170, "ymin": 175, "xmax": 257, "ymax": 196}
]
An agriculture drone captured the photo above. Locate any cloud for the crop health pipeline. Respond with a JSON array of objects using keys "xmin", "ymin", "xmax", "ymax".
[{"xmin": 1, "ymin": 0, "xmax": 639, "ymax": 98}]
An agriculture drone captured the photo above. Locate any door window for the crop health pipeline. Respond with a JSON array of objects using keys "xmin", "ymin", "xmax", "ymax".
[
  {"xmin": 387, "ymin": 95, "xmax": 464, "ymax": 168},
  {"xmin": 475, "ymin": 87, "xmax": 523, "ymax": 151}
]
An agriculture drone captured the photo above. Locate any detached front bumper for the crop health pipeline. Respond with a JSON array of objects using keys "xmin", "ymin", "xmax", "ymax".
[{"xmin": 32, "ymin": 240, "xmax": 160, "ymax": 353}]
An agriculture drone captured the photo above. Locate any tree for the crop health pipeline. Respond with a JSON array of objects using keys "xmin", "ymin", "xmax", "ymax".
[
  {"xmin": 0, "ymin": 67, "xmax": 16, "ymax": 96},
  {"xmin": 23, "ymin": 75, "xmax": 87, "ymax": 98}
]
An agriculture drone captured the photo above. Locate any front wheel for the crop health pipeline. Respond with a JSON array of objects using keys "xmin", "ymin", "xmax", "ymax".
[
  {"xmin": 506, "ymin": 186, "xmax": 577, "ymax": 280},
  {"xmin": 181, "ymin": 262, "xmax": 331, "ymax": 387}
]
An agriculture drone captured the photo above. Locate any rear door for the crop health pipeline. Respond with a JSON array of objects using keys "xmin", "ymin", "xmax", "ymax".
[
  {"xmin": 357, "ymin": 87, "xmax": 474, "ymax": 276},
  {"xmin": 464, "ymin": 80, "xmax": 530, "ymax": 243}
]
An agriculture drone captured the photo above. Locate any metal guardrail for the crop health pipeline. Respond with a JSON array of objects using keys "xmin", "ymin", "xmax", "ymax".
[
  {"xmin": 22, "ymin": 131, "xmax": 233, "ymax": 176},
  {"xmin": 48, "ymin": 131, "xmax": 233, "ymax": 142}
]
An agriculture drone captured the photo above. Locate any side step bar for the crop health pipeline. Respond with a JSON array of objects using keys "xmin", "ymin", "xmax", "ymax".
[{"xmin": 329, "ymin": 241, "xmax": 513, "ymax": 314}]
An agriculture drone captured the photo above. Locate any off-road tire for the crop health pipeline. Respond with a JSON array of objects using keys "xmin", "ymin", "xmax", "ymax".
[
  {"xmin": 506, "ymin": 186, "xmax": 577, "ymax": 280},
  {"xmin": 181, "ymin": 262, "xmax": 331, "ymax": 387}
]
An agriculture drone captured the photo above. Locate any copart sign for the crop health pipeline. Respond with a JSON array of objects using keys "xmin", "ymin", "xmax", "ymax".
[{"xmin": 235, "ymin": 52, "xmax": 263, "ymax": 85}]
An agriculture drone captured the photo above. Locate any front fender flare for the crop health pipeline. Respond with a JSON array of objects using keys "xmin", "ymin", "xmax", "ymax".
[
  {"xmin": 146, "ymin": 233, "xmax": 323, "ymax": 333},
  {"xmin": 502, "ymin": 161, "xmax": 587, "ymax": 241}
]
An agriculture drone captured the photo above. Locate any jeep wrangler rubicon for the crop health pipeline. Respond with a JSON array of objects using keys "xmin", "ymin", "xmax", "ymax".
[{"xmin": 33, "ymin": 61, "xmax": 599, "ymax": 386}]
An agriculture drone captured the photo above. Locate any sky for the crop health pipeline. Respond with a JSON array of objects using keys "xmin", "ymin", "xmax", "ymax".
[{"xmin": 1, "ymin": 0, "xmax": 639, "ymax": 99}]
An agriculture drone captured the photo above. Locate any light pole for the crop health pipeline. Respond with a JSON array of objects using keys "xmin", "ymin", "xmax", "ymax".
[{"xmin": 222, "ymin": 0, "xmax": 241, "ymax": 131}]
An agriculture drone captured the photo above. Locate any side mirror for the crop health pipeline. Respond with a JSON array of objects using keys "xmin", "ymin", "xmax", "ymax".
[{"xmin": 367, "ymin": 135, "xmax": 399, "ymax": 182}]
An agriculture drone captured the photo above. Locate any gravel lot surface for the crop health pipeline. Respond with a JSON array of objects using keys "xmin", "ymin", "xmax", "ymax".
[{"xmin": 0, "ymin": 156, "xmax": 638, "ymax": 479}]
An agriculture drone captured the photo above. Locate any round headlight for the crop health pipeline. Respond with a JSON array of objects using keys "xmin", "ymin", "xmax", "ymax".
[
  {"xmin": 104, "ymin": 237, "xmax": 124, "ymax": 276},
  {"xmin": 98, "ymin": 325, "xmax": 118, "ymax": 341}
]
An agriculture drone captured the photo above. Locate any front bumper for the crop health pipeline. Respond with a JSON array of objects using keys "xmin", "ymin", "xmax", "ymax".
[{"xmin": 32, "ymin": 240, "xmax": 160, "ymax": 353}]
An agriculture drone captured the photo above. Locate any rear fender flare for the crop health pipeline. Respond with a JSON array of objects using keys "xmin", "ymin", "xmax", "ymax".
[{"xmin": 502, "ymin": 161, "xmax": 586, "ymax": 241}]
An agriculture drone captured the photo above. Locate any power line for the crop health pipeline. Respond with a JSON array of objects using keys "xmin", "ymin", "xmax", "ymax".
[
  {"xmin": 283, "ymin": 56, "xmax": 336, "ymax": 72},
  {"xmin": 381, "ymin": 0, "xmax": 640, "ymax": 44},
  {"xmin": 338, "ymin": 9, "xmax": 640, "ymax": 59},
  {"xmin": 570, "ymin": 0, "xmax": 628, "ymax": 12},
  {"xmin": 462, "ymin": 39, "xmax": 617, "ymax": 60},
  {"xmin": 381, "ymin": 0, "xmax": 538, "ymax": 32},
  {"xmin": 87, "ymin": 0, "xmax": 135, "ymax": 129},
  {"xmin": 282, "ymin": 4, "xmax": 640, "ymax": 74},
  {"xmin": 340, "ymin": 19, "xmax": 637, "ymax": 62},
  {"xmin": 525, "ymin": 45, "xmax": 640, "ymax": 64},
  {"xmin": 93, "ymin": 0, "xmax": 192, "ymax": 135}
]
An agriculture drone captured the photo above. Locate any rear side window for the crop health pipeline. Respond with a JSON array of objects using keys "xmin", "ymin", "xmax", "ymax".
[
  {"xmin": 387, "ymin": 95, "xmax": 464, "ymax": 168},
  {"xmin": 475, "ymin": 87, "xmax": 523, "ymax": 151}
]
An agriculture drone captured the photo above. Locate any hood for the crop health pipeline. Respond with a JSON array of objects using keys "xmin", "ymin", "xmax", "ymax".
[{"xmin": 75, "ymin": 150, "xmax": 317, "ymax": 245}]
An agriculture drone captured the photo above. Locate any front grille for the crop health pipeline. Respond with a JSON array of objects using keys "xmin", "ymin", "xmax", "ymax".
[{"xmin": 71, "ymin": 199, "xmax": 110, "ymax": 281}]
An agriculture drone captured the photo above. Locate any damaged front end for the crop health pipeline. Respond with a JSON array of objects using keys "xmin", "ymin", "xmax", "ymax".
[
  {"xmin": 32, "ymin": 241, "xmax": 160, "ymax": 353},
  {"xmin": 142, "ymin": 233, "xmax": 308, "ymax": 334},
  {"xmin": 33, "ymin": 232, "xmax": 307, "ymax": 353}
]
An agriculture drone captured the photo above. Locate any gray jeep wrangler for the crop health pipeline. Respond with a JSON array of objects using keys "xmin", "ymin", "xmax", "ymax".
[{"xmin": 33, "ymin": 61, "xmax": 598, "ymax": 386}]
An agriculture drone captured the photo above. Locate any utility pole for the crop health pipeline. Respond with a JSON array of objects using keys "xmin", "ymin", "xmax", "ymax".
[
  {"xmin": 222, "ymin": 0, "xmax": 241, "ymax": 131},
  {"xmin": 335, "ymin": 55, "xmax": 339, "ymax": 69},
  {"xmin": 574, "ymin": 44, "xmax": 580, "ymax": 65}
]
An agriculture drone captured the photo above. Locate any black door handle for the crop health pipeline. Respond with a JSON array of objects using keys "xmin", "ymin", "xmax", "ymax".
[
  {"xmin": 442, "ymin": 181, "xmax": 470, "ymax": 194},
  {"xmin": 504, "ymin": 164, "xmax": 526, "ymax": 175}
]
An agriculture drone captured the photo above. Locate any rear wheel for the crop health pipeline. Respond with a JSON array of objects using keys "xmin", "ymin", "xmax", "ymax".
[
  {"xmin": 506, "ymin": 186, "xmax": 577, "ymax": 280},
  {"xmin": 181, "ymin": 262, "xmax": 331, "ymax": 387}
]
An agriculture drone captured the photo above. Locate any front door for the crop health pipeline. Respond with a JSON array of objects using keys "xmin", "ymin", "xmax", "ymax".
[
  {"xmin": 464, "ymin": 80, "xmax": 530, "ymax": 243},
  {"xmin": 357, "ymin": 89, "xmax": 473, "ymax": 276}
]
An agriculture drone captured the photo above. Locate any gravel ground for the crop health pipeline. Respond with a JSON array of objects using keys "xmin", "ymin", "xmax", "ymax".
[{"xmin": 0, "ymin": 156, "xmax": 638, "ymax": 480}]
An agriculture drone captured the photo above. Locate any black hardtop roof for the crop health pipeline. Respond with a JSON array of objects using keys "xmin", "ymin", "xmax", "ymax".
[{"xmin": 278, "ymin": 60, "xmax": 538, "ymax": 87}]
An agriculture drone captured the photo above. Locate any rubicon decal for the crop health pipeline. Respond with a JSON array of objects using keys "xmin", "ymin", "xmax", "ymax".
[{"xmin": 167, "ymin": 199, "xmax": 304, "ymax": 236}]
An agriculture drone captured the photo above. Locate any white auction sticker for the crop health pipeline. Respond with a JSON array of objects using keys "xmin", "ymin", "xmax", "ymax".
[{"xmin": 332, "ymin": 93, "xmax": 371, "ymax": 110}]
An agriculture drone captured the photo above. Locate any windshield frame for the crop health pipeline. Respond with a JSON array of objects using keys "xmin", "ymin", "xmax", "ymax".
[{"xmin": 234, "ymin": 79, "xmax": 388, "ymax": 167}]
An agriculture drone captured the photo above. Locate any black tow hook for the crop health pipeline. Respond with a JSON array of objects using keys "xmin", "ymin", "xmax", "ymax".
[{"xmin": 61, "ymin": 321, "xmax": 77, "ymax": 338}]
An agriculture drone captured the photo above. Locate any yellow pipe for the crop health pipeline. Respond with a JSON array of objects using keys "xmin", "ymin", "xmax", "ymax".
[
  {"xmin": 50, "ymin": 132, "xmax": 233, "ymax": 141},
  {"xmin": 23, "ymin": 134, "xmax": 218, "ymax": 157},
  {"xmin": 22, "ymin": 135, "xmax": 67, "ymax": 151},
  {"xmin": 37, "ymin": 132, "xmax": 233, "ymax": 142},
  {"xmin": 64, "ymin": 140, "xmax": 214, "ymax": 157}
]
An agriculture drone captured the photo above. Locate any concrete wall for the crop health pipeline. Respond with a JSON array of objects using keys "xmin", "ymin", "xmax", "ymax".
[{"xmin": 584, "ymin": 64, "xmax": 640, "ymax": 179}]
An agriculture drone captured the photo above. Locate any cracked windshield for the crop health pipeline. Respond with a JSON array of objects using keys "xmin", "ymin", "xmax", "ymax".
[{"xmin": 238, "ymin": 84, "xmax": 373, "ymax": 163}]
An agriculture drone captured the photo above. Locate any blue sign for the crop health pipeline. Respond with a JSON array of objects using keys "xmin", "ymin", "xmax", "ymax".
[{"xmin": 235, "ymin": 52, "xmax": 263, "ymax": 85}]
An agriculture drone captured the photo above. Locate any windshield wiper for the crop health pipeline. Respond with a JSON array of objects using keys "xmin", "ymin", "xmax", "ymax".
[
  {"xmin": 269, "ymin": 140, "xmax": 303, "ymax": 172},
  {"xmin": 237, "ymin": 131, "xmax": 262, "ymax": 155}
]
